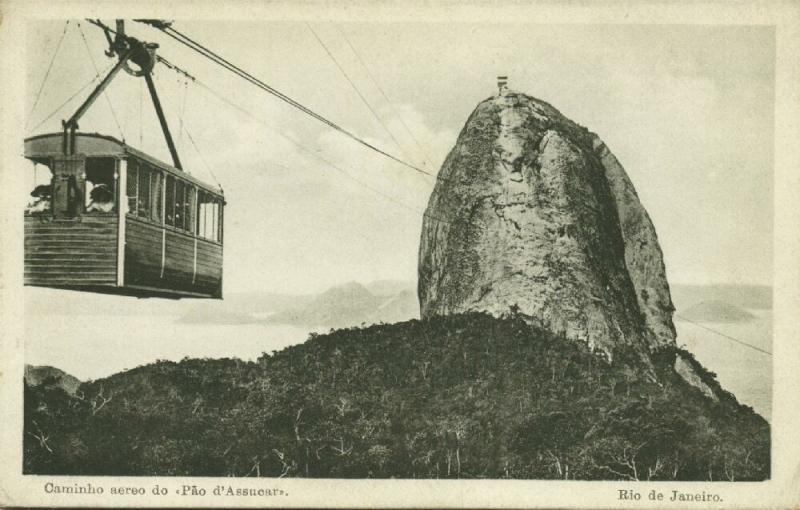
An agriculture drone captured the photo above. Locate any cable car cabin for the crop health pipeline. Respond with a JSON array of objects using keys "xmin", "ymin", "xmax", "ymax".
[{"xmin": 24, "ymin": 133, "xmax": 224, "ymax": 299}]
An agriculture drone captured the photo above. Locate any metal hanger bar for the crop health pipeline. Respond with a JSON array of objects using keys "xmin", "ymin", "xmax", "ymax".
[
  {"xmin": 144, "ymin": 72, "xmax": 182, "ymax": 170},
  {"xmin": 65, "ymin": 51, "xmax": 131, "ymax": 130}
]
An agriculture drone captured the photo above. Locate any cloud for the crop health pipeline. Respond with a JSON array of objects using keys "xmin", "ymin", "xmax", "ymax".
[{"xmin": 177, "ymin": 80, "xmax": 457, "ymax": 293}]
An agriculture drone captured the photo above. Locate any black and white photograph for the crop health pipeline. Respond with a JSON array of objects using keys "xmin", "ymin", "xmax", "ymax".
[{"xmin": 1, "ymin": 1, "xmax": 799, "ymax": 508}]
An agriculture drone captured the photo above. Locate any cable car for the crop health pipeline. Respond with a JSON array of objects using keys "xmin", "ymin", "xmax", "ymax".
[{"xmin": 24, "ymin": 22, "xmax": 224, "ymax": 299}]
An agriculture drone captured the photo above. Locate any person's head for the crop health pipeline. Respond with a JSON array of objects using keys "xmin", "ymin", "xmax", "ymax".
[
  {"xmin": 90, "ymin": 184, "xmax": 114, "ymax": 203},
  {"xmin": 31, "ymin": 184, "xmax": 51, "ymax": 199}
]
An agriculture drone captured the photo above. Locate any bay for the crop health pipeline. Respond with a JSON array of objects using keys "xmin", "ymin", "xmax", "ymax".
[{"xmin": 24, "ymin": 313, "xmax": 315, "ymax": 381}]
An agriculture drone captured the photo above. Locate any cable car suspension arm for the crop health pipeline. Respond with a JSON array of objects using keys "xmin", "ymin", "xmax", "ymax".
[
  {"xmin": 144, "ymin": 72, "xmax": 183, "ymax": 170},
  {"xmin": 63, "ymin": 51, "xmax": 131, "ymax": 155},
  {"xmin": 71, "ymin": 19, "xmax": 184, "ymax": 170}
]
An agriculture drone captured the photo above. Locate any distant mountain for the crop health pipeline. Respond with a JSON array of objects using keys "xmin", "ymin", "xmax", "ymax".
[
  {"xmin": 265, "ymin": 282, "xmax": 420, "ymax": 328},
  {"xmin": 268, "ymin": 282, "xmax": 381, "ymax": 328},
  {"xmin": 671, "ymin": 284, "xmax": 772, "ymax": 312},
  {"xmin": 364, "ymin": 280, "xmax": 415, "ymax": 297},
  {"xmin": 174, "ymin": 282, "xmax": 417, "ymax": 328},
  {"xmin": 369, "ymin": 289, "xmax": 419, "ymax": 324},
  {"xmin": 678, "ymin": 300, "xmax": 757, "ymax": 324},
  {"xmin": 24, "ymin": 365, "xmax": 81, "ymax": 395}
]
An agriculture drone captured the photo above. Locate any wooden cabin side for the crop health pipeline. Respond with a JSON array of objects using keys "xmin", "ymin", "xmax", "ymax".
[
  {"xmin": 24, "ymin": 133, "xmax": 224, "ymax": 299},
  {"xmin": 121, "ymin": 153, "xmax": 224, "ymax": 299},
  {"xmin": 124, "ymin": 218, "xmax": 223, "ymax": 298},
  {"xmin": 24, "ymin": 141, "xmax": 122, "ymax": 290},
  {"xmin": 24, "ymin": 215, "xmax": 119, "ymax": 289}
]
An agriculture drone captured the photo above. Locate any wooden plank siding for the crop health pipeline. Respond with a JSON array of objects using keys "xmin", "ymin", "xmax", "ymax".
[
  {"xmin": 123, "ymin": 217, "xmax": 163, "ymax": 289},
  {"xmin": 24, "ymin": 134, "xmax": 224, "ymax": 299},
  {"xmin": 124, "ymin": 216, "xmax": 222, "ymax": 298},
  {"xmin": 163, "ymin": 229, "xmax": 196, "ymax": 291},
  {"xmin": 195, "ymin": 237, "xmax": 223, "ymax": 295},
  {"xmin": 24, "ymin": 214, "xmax": 118, "ymax": 287}
]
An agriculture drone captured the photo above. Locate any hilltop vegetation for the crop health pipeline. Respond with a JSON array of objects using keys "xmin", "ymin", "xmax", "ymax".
[{"xmin": 24, "ymin": 313, "xmax": 769, "ymax": 480}]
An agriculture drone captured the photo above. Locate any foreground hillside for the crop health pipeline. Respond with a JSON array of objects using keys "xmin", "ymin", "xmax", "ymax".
[{"xmin": 24, "ymin": 313, "xmax": 769, "ymax": 480}]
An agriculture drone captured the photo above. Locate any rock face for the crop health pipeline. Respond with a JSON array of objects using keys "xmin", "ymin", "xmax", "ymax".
[
  {"xmin": 24, "ymin": 365, "xmax": 82, "ymax": 395},
  {"xmin": 594, "ymin": 138, "xmax": 676, "ymax": 348},
  {"xmin": 418, "ymin": 91, "xmax": 676, "ymax": 358}
]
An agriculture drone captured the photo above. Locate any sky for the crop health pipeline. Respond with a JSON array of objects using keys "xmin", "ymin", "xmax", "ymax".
[{"xmin": 24, "ymin": 20, "xmax": 775, "ymax": 295}]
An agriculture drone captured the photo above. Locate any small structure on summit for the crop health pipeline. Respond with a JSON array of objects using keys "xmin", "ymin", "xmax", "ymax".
[{"xmin": 497, "ymin": 75, "xmax": 509, "ymax": 96}]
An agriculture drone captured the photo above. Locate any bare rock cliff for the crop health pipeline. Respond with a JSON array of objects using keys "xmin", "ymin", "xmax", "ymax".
[
  {"xmin": 418, "ymin": 91, "xmax": 676, "ymax": 358},
  {"xmin": 592, "ymin": 137, "xmax": 676, "ymax": 349}
]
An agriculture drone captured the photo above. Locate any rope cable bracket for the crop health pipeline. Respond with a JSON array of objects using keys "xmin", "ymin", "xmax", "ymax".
[{"xmin": 75, "ymin": 20, "xmax": 184, "ymax": 170}]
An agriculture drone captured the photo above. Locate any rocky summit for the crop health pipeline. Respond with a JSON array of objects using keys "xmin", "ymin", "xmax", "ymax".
[{"xmin": 418, "ymin": 90, "xmax": 676, "ymax": 360}]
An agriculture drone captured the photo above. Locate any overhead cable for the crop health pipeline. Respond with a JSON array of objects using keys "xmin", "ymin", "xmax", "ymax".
[
  {"xmin": 335, "ymin": 24, "xmax": 437, "ymax": 171},
  {"xmin": 305, "ymin": 23, "xmax": 414, "ymax": 166},
  {"xmin": 133, "ymin": 19, "xmax": 434, "ymax": 178},
  {"xmin": 30, "ymin": 60, "xmax": 117, "ymax": 133},
  {"xmin": 192, "ymin": 76, "xmax": 450, "ymax": 223},
  {"xmin": 675, "ymin": 314, "xmax": 772, "ymax": 356},
  {"xmin": 77, "ymin": 22, "xmax": 125, "ymax": 140},
  {"xmin": 26, "ymin": 21, "xmax": 71, "ymax": 131}
]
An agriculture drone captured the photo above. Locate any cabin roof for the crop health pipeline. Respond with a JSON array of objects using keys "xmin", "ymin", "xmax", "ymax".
[{"xmin": 24, "ymin": 132, "xmax": 224, "ymax": 196}]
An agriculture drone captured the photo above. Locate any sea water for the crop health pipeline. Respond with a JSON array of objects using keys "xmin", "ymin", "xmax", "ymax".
[
  {"xmin": 675, "ymin": 309, "xmax": 772, "ymax": 421},
  {"xmin": 24, "ymin": 313, "xmax": 315, "ymax": 381}
]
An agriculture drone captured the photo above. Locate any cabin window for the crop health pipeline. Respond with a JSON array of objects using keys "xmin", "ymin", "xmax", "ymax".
[
  {"xmin": 84, "ymin": 157, "xmax": 116, "ymax": 213},
  {"xmin": 175, "ymin": 180, "xmax": 185, "ymax": 230},
  {"xmin": 184, "ymin": 186, "xmax": 196, "ymax": 234},
  {"xmin": 150, "ymin": 171, "xmax": 163, "ymax": 222},
  {"xmin": 24, "ymin": 159, "xmax": 54, "ymax": 215},
  {"xmin": 219, "ymin": 201, "xmax": 224, "ymax": 242},
  {"xmin": 136, "ymin": 164, "xmax": 151, "ymax": 219},
  {"xmin": 165, "ymin": 175, "xmax": 175, "ymax": 226},
  {"xmin": 126, "ymin": 159, "xmax": 139, "ymax": 215},
  {"xmin": 197, "ymin": 190, "xmax": 207, "ymax": 237},
  {"xmin": 197, "ymin": 191, "xmax": 221, "ymax": 242},
  {"xmin": 125, "ymin": 160, "xmax": 166, "ymax": 222}
]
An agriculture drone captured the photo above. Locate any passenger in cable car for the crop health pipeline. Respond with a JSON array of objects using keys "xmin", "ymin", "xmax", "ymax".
[
  {"xmin": 173, "ymin": 194, "xmax": 183, "ymax": 228},
  {"xmin": 86, "ymin": 183, "xmax": 115, "ymax": 213},
  {"xmin": 85, "ymin": 158, "xmax": 116, "ymax": 213},
  {"xmin": 25, "ymin": 184, "xmax": 52, "ymax": 214}
]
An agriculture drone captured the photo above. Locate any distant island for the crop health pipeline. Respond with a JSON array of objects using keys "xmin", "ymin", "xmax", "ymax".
[
  {"xmin": 670, "ymin": 284, "xmax": 772, "ymax": 312},
  {"xmin": 678, "ymin": 300, "xmax": 757, "ymax": 323}
]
